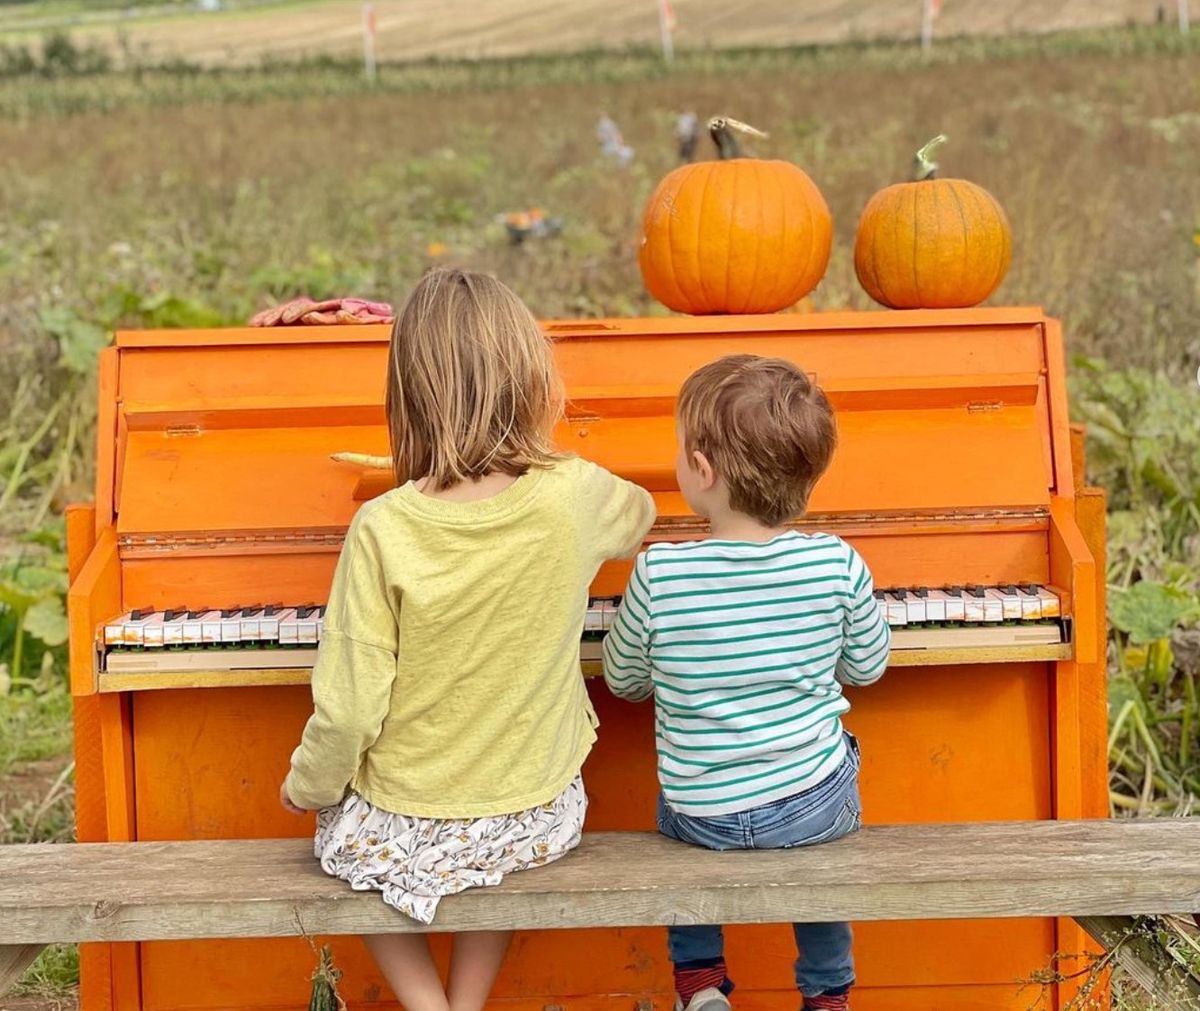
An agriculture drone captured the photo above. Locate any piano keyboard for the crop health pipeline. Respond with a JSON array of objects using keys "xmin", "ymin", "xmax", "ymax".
[{"xmin": 98, "ymin": 585, "xmax": 1065, "ymax": 675}]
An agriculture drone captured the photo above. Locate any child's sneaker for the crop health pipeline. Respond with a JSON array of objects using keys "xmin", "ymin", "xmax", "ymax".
[
  {"xmin": 675, "ymin": 987, "xmax": 732, "ymax": 1011},
  {"xmin": 803, "ymin": 992, "xmax": 849, "ymax": 1010}
]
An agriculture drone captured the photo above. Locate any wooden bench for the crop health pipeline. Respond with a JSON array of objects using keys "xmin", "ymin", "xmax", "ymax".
[{"xmin": 4, "ymin": 820, "xmax": 1200, "ymax": 998}]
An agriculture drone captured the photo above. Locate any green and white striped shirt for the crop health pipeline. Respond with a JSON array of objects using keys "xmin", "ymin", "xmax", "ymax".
[{"xmin": 602, "ymin": 531, "xmax": 889, "ymax": 816}]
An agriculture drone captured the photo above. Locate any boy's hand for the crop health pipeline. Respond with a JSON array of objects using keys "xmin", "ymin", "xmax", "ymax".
[{"xmin": 279, "ymin": 779, "xmax": 307, "ymax": 816}]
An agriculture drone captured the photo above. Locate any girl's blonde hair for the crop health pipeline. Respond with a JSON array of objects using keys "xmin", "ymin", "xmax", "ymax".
[{"xmin": 386, "ymin": 268, "xmax": 563, "ymax": 489}]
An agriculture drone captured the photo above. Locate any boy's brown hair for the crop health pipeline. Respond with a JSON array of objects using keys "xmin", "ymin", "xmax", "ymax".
[
  {"xmin": 677, "ymin": 354, "xmax": 836, "ymax": 526},
  {"xmin": 387, "ymin": 268, "xmax": 564, "ymax": 489}
]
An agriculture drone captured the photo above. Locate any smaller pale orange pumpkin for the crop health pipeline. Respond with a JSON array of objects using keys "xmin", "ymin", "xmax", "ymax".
[{"xmin": 854, "ymin": 135, "xmax": 1012, "ymax": 309}]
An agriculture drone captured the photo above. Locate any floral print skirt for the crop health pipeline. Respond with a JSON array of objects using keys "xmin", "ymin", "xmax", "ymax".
[{"xmin": 314, "ymin": 776, "xmax": 587, "ymax": 925}]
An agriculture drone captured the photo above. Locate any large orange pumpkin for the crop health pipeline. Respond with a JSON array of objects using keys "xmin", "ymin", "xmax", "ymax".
[
  {"xmin": 854, "ymin": 135, "xmax": 1012, "ymax": 309},
  {"xmin": 638, "ymin": 118, "xmax": 832, "ymax": 315}
]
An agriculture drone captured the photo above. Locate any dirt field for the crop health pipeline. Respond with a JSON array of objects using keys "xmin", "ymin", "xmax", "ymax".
[{"xmin": 7, "ymin": 0, "xmax": 1166, "ymax": 67}]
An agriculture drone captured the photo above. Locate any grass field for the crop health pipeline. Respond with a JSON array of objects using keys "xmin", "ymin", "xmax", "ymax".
[
  {"xmin": 1, "ymin": 15, "xmax": 1199, "ymax": 1005},
  {"xmin": 0, "ymin": 0, "xmax": 1168, "ymax": 66}
]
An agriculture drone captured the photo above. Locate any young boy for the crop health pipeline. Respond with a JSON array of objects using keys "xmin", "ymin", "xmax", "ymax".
[{"xmin": 602, "ymin": 354, "xmax": 890, "ymax": 1011}]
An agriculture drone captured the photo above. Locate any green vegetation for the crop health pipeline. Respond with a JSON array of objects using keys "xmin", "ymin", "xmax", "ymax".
[
  {"xmin": 10, "ymin": 943, "xmax": 81, "ymax": 1000},
  {"xmin": 1074, "ymin": 362, "xmax": 1200, "ymax": 814}
]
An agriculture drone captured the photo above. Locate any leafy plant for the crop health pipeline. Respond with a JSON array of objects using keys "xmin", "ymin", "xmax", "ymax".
[
  {"xmin": 1074, "ymin": 359, "xmax": 1200, "ymax": 814},
  {"xmin": 0, "ymin": 522, "xmax": 69, "ymax": 691}
]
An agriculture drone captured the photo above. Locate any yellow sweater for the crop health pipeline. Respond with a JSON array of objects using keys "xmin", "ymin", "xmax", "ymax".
[{"xmin": 285, "ymin": 457, "xmax": 655, "ymax": 818}]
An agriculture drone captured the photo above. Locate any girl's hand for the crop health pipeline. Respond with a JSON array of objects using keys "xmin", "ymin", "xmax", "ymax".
[{"xmin": 279, "ymin": 780, "xmax": 306, "ymax": 816}]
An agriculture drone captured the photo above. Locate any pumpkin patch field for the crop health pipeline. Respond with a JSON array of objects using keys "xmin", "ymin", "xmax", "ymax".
[{"xmin": 2, "ymin": 20, "xmax": 1200, "ymax": 1006}]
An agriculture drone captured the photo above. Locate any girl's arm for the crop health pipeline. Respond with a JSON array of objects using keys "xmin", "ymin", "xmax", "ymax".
[
  {"xmin": 576, "ymin": 459, "xmax": 656, "ymax": 560},
  {"xmin": 284, "ymin": 510, "xmax": 399, "ymax": 810},
  {"xmin": 835, "ymin": 545, "xmax": 890, "ymax": 687},
  {"xmin": 602, "ymin": 552, "xmax": 654, "ymax": 702}
]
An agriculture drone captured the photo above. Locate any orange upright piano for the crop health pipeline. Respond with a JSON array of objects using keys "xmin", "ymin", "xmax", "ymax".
[{"xmin": 67, "ymin": 306, "xmax": 1108, "ymax": 1011}]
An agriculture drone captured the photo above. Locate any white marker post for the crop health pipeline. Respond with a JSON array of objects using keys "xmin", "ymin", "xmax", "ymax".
[
  {"xmin": 658, "ymin": 0, "xmax": 675, "ymax": 62},
  {"xmin": 363, "ymin": 2, "xmax": 377, "ymax": 82},
  {"xmin": 921, "ymin": 0, "xmax": 942, "ymax": 54},
  {"xmin": 1179, "ymin": 0, "xmax": 1191, "ymax": 33}
]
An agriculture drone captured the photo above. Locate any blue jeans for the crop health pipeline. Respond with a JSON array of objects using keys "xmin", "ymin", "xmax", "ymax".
[{"xmin": 657, "ymin": 732, "xmax": 862, "ymax": 998}]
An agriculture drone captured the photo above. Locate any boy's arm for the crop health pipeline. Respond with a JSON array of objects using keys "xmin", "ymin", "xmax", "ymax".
[
  {"xmin": 285, "ymin": 511, "xmax": 399, "ymax": 809},
  {"xmin": 602, "ymin": 553, "xmax": 654, "ymax": 702},
  {"xmin": 836, "ymin": 545, "xmax": 890, "ymax": 687}
]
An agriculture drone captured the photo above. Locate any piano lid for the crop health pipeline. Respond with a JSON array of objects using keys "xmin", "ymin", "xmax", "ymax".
[{"xmin": 108, "ymin": 308, "xmax": 1063, "ymax": 545}]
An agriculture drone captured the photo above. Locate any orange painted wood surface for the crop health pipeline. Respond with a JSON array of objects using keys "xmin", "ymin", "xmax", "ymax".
[{"xmin": 68, "ymin": 308, "xmax": 1108, "ymax": 1011}]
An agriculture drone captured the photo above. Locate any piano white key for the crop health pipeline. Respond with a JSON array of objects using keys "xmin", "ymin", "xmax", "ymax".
[
  {"xmin": 316, "ymin": 606, "xmax": 326, "ymax": 642},
  {"xmin": 296, "ymin": 607, "xmax": 320, "ymax": 645},
  {"xmin": 924, "ymin": 589, "xmax": 949, "ymax": 623},
  {"xmin": 903, "ymin": 590, "xmax": 927, "ymax": 625},
  {"xmin": 277, "ymin": 608, "xmax": 300, "ymax": 646},
  {"xmin": 180, "ymin": 609, "xmax": 209, "ymax": 646},
  {"xmin": 239, "ymin": 607, "xmax": 263, "ymax": 642},
  {"xmin": 981, "ymin": 589, "xmax": 1006, "ymax": 623},
  {"xmin": 602, "ymin": 598, "xmax": 620, "ymax": 631},
  {"xmin": 942, "ymin": 588, "xmax": 967, "ymax": 623},
  {"xmin": 220, "ymin": 608, "xmax": 243, "ymax": 644},
  {"xmin": 161, "ymin": 610, "xmax": 186, "ymax": 647},
  {"xmin": 201, "ymin": 610, "xmax": 223, "ymax": 645},
  {"xmin": 1036, "ymin": 586, "xmax": 1061, "ymax": 619},
  {"xmin": 260, "ymin": 606, "xmax": 281, "ymax": 644},
  {"xmin": 963, "ymin": 588, "xmax": 987, "ymax": 623},
  {"xmin": 584, "ymin": 600, "xmax": 605, "ymax": 632},
  {"xmin": 994, "ymin": 586, "xmax": 1024, "ymax": 622},
  {"xmin": 120, "ymin": 608, "xmax": 155, "ymax": 648},
  {"xmin": 881, "ymin": 591, "xmax": 907, "ymax": 626},
  {"xmin": 140, "ymin": 612, "xmax": 166, "ymax": 648},
  {"xmin": 104, "ymin": 613, "xmax": 128, "ymax": 648},
  {"xmin": 1016, "ymin": 585, "xmax": 1044, "ymax": 620}
]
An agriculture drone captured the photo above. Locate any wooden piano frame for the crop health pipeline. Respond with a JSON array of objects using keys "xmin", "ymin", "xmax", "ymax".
[{"xmin": 67, "ymin": 307, "xmax": 1108, "ymax": 1011}]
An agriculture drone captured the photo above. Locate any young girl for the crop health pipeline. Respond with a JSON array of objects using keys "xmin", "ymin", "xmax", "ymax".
[{"xmin": 280, "ymin": 268, "xmax": 655, "ymax": 1011}]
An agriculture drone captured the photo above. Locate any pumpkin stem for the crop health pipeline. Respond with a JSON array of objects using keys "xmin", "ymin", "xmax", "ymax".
[
  {"xmin": 913, "ymin": 134, "xmax": 948, "ymax": 180},
  {"xmin": 708, "ymin": 116, "xmax": 769, "ymax": 160}
]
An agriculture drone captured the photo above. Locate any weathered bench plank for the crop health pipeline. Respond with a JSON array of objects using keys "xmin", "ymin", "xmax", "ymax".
[{"xmin": 3, "ymin": 821, "xmax": 1199, "ymax": 943}]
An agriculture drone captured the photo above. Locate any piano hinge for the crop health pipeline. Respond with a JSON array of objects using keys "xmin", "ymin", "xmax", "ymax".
[
  {"xmin": 117, "ymin": 507, "xmax": 1051, "ymax": 558},
  {"xmin": 117, "ymin": 528, "xmax": 346, "ymax": 557},
  {"xmin": 966, "ymin": 400, "xmax": 1004, "ymax": 413}
]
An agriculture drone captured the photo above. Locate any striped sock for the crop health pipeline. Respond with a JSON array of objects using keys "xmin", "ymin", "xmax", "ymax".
[
  {"xmin": 805, "ymin": 992, "xmax": 850, "ymax": 1010},
  {"xmin": 674, "ymin": 961, "xmax": 728, "ymax": 1006}
]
